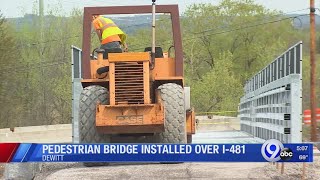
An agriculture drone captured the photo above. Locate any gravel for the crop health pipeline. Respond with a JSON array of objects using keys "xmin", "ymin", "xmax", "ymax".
[
  {"xmin": 3, "ymin": 163, "xmax": 41, "ymax": 180},
  {"xmin": 34, "ymin": 163, "xmax": 82, "ymax": 180},
  {"xmin": 36, "ymin": 162, "xmax": 268, "ymax": 180},
  {"xmin": 250, "ymin": 156, "xmax": 320, "ymax": 180},
  {"xmin": 3, "ymin": 121, "xmax": 319, "ymax": 179},
  {"xmin": 0, "ymin": 164, "xmax": 4, "ymax": 179},
  {"xmin": 31, "ymin": 157, "xmax": 319, "ymax": 180}
]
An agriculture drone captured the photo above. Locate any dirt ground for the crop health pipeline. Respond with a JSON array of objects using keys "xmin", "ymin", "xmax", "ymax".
[
  {"xmin": 2, "ymin": 157, "xmax": 318, "ymax": 179},
  {"xmin": 251, "ymin": 156, "xmax": 320, "ymax": 180},
  {"xmin": 0, "ymin": 164, "xmax": 4, "ymax": 178},
  {"xmin": 2, "ymin": 119, "xmax": 319, "ymax": 179},
  {"xmin": 32, "ymin": 157, "xmax": 320, "ymax": 180},
  {"xmin": 29, "ymin": 123, "xmax": 319, "ymax": 180}
]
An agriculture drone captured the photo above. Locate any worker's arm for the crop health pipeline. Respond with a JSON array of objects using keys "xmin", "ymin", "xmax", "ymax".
[
  {"xmin": 123, "ymin": 42, "xmax": 128, "ymax": 52},
  {"xmin": 92, "ymin": 20, "xmax": 102, "ymax": 42},
  {"xmin": 95, "ymin": 29, "xmax": 102, "ymax": 42}
]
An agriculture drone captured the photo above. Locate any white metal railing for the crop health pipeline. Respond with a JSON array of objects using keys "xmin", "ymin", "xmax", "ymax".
[
  {"xmin": 71, "ymin": 46, "xmax": 82, "ymax": 143},
  {"xmin": 238, "ymin": 41, "xmax": 302, "ymax": 143}
]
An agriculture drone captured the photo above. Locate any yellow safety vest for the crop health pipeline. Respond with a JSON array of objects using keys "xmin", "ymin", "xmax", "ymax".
[{"xmin": 95, "ymin": 16, "xmax": 127, "ymax": 45}]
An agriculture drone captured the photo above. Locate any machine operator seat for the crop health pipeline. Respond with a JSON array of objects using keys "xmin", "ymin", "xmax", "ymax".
[
  {"xmin": 144, "ymin": 47, "xmax": 164, "ymax": 58},
  {"xmin": 103, "ymin": 47, "xmax": 123, "ymax": 59}
]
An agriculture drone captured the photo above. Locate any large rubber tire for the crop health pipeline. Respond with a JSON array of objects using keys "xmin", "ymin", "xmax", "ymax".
[
  {"xmin": 79, "ymin": 85, "xmax": 110, "ymax": 167},
  {"xmin": 157, "ymin": 83, "xmax": 187, "ymax": 143}
]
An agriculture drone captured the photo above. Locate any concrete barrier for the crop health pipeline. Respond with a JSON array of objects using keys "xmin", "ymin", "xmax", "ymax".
[
  {"xmin": 195, "ymin": 115, "xmax": 240, "ymax": 131},
  {"xmin": 1, "ymin": 124, "xmax": 72, "ymax": 180},
  {"xmin": 0, "ymin": 117, "xmax": 240, "ymax": 143},
  {"xmin": 0, "ymin": 124, "xmax": 72, "ymax": 143}
]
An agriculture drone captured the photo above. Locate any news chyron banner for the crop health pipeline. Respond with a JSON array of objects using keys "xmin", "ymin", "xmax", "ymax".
[{"xmin": 0, "ymin": 140, "xmax": 313, "ymax": 163}]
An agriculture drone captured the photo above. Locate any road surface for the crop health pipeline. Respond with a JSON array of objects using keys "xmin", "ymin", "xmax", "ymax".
[{"xmin": 3, "ymin": 118, "xmax": 320, "ymax": 179}]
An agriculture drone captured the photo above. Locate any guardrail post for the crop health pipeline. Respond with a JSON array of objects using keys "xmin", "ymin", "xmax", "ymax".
[
  {"xmin": 281, "ymin": 163, "xmax": 284, "ymax": 174},
  {"xmin": 71, "ymin": 45, "xmax": 82, "ymax": 143}
]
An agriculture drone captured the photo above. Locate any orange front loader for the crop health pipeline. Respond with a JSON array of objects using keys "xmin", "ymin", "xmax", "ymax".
[{"xmin": 78, "ymin": 2, "xmax": 196, "ymax": 155}]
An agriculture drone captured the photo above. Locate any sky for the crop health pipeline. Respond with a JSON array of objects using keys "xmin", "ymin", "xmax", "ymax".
[{"xmin": 0, "ymin": 0, "xmax": 317, "ymax": 18}]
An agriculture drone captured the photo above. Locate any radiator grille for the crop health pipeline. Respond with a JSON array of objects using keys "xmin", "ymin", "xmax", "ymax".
[{"xmin": 114, "ymin": 62, "xmax": 144, "ymax": 104}]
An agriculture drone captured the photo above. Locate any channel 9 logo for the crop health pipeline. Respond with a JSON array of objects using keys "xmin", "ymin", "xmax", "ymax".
[{"xmin": 261, "ymin": 139, "xmax": 293, "ymax": 162}]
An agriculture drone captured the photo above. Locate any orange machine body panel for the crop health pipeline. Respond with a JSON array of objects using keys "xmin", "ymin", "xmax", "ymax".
[
  {"xmin": 90, "ymin": 60, "xmax": 109, "ymax": 79},
  {"xmin": 186, "ymin": 110, "xmax": 196, "ymax": 135},
  {"xmin": 152, "ymin": 57, "xmax": 184, "ymax": 86},
  {"xmin": 96, "ymin": 103, "xmax": 164, "ymax": 134},
  {"xmin": 85, "ymin": 52, "xmax": 184, "ymax": 135},
  {"xmin": 107, "ymin": 52, "xmax": 150, "ymax": 106},
  {"xmin": 152, "ymin": 58, "xmax": 175, "ymax": 78},
  {"xmin": 85, "ymin": 53, "xmax": 183, "ymax": 86},
  {"xmin": 108, "ymin": 52, "xmax": 150, "ymax": 62},
  {"xmin": 81, "ymin": 78, "xmax": 108, "ymax": 88}
]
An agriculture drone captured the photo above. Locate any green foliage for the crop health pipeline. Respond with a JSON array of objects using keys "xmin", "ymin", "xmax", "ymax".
[
  {"xmin": 183, "ymin": 0, "xmax": 297, "ymax": 81},
  {"xmin": 127, "ymin": 15, "xmax": 173, "ymax": 52},
  {"xmin": 0, "ymin": 13, "xmax": 17, "ymax": 60},
  {"xmin": 191, "ymin": 52, "xmax": 242, "ymax": 112},
  {"xmin": 0, "ymin": 4, "xmax": 83, "ymax": 128},
  {"xmin": 0, "ymin": 11, "xmax": 21, "ymax": 128},
  {"xmin": 126, "ymin": 0, "xmax": 312, "ymax": 112},
  {"xmin": 301, "ymin": 55, "xmax": 320, "ymax": 110},
  {"xmin": 126, "ymin": 0, "xmax": 309, "ymax": 112},
  {"xmin": 181, "ymin": 0, "xmax": 304, "ymax": 112}
]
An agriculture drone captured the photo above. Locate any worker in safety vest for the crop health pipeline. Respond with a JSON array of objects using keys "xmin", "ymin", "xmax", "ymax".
[{"xmin": 92, "ymin": 15, "xmax": 128, "ymax": 52}]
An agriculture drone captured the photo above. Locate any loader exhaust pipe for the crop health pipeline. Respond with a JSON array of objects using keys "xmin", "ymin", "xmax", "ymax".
[{"xmin": 150, "ymin": 0, "xmax": 156, "ymax": 70}]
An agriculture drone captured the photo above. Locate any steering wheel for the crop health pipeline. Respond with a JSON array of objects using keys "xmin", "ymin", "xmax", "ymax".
[{"xmin": 90, "ymin": 48, "xmax": 99, "ymax": 59}]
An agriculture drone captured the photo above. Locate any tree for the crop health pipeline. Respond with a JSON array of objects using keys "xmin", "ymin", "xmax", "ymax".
[
  {"xmin": 0, "ymin": 11, "xmax": 22, "ymax": 127},
  {"xmin": 0, "ymin": 3, "xmax": 83, "ymax": 128},
  {"xmin": 191, "ymin": 52, "xmax": 242, "ymax": 112},
  {"xmin": 13, "ymin": 6, "xmax": 84, "ymax": 126},
  {"xmin": 181, "ymin": 0, "xmax": 303, "ymax": 112},
  {"xmin": 126, "ymin": 15, "xmax": 173, "ymax": 52}
]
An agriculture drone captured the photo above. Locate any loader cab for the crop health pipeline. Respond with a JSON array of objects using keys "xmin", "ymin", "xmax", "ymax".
[
  {"xmin": 81, "ymin": 5, "xmax": 184, "ymax": 81},
  {"xmin": 78, "ymin": 4, "xmax": 196, "ymax": 151}
]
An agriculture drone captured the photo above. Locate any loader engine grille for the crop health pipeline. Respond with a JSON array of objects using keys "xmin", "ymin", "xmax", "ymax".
[{"xmin": 115, "ymin": 62, "xmax": 144, "ymax": 104}]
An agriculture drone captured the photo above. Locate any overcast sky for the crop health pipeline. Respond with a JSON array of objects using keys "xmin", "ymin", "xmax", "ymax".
[{"xmin": 0, "ymin": 0, "xmax": 317, "ymax": 18}]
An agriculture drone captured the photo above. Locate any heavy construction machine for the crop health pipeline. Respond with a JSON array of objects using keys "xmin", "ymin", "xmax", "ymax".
[{"xmin": 79, "ymin": 1, "xmax": 195, "ymax": 151}]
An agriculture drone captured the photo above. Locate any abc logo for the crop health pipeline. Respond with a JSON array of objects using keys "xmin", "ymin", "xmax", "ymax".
[
  {"xmin": 261, "ymin": 139, "xmax": 284, "ymax": 162},
  {"xmin": 280, "ymin": 148, "xmax": 293, "ymax": 161}
]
